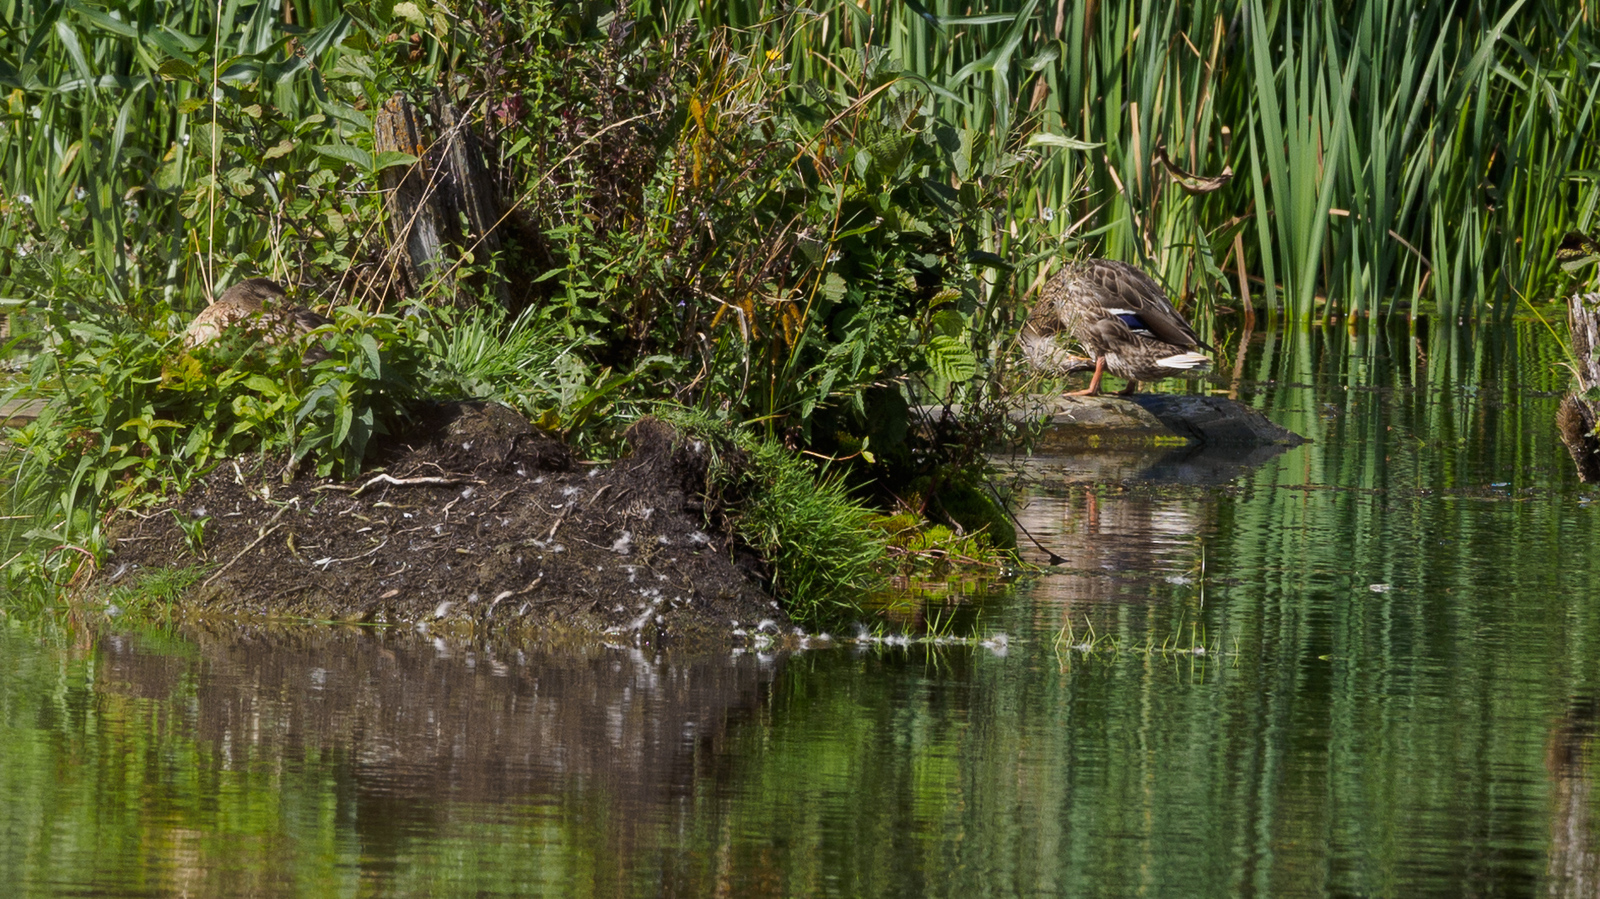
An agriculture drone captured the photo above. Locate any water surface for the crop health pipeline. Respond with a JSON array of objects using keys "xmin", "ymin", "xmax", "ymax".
[{"xmin": 5, "ymin": 322, "xmax": 1600, "ymax": 897}]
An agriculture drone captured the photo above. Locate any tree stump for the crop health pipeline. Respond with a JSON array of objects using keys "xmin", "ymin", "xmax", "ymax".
[
  {"xmin": 1559, "ymin": 292, "xmax": 1600, "ymax": 482},
  {"xmin": 372, "ymin": 93, "xmax": 508, "ymax": 307}
]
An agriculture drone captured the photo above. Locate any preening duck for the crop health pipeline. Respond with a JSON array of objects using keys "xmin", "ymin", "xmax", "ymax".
[
  {"xmin": 183, "ymin": 278, "xmax": 332, "ymax": 360},
  {"xmin": 1021, "ymin": 259, "xmax": 1211, "ymax": 396}
]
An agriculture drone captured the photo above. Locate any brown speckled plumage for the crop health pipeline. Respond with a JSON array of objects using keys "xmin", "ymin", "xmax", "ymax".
[
  {"xmin": 1022, "ymin": 259, "xmax": 1211, "ymax": 395},
  {"xmin": 183, "ymin": 278, "xmax": 331, "ymax": 359}
]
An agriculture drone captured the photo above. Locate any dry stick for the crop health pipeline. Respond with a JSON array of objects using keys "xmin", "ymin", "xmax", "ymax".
[
  {"xmin": 545, "ymin": 502, "xmax": 574, "ymax": 542},
  {"xmin": 313, "ymin": 473, "xmax": 468, "ymax": 497},
  {"xmin": 313, "ymin": 539, "xmax": 389, "ymax": 569},
  {"xmin": 203, "ymin": 524, "xmax": 282, "ymax": 590},
  {"xmin": 202, "ymin": 500, "xmax": 297, "ymax": 589},
  {"xmin": 351, "ymin": 474, "xmax": 469, "ymax": 497}
]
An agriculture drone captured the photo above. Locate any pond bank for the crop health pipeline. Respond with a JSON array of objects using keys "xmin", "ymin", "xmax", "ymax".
[
  {"xmin": 100, "ymin": 395, "xmax": 1306, "ymax": 643},
  {"xmin": 104, "ymin": 405, "xmax": 783, "ymax": 648}
]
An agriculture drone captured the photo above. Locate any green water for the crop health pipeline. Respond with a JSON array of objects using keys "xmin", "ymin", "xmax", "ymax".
[{"xmin": 5, "ymin": 322, "xmax": 1600, "ymax": 897}]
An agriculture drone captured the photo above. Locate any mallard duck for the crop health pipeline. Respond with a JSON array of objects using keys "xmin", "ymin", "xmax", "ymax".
[
  {"xmin": 183, "ymin": 278, "xmax": 331, "ymax": 359},
  {"xmin": 1022, "ymin": 259, "xmax": 1211, "ymax": 396}
]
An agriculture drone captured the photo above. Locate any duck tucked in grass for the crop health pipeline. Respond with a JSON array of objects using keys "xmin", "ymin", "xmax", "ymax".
[
  {"xmin": 183, "ymin": 278, "xmax": 332, "ymax": 361},
  {"xmin": 1021, "ymin": 259, "xmax": 1211, "ymax": 396}
]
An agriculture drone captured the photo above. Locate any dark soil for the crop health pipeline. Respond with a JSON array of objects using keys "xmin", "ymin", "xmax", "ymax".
[{"xmin": 103, "ymin": 404, "xmax": 785, "ymax": 646}]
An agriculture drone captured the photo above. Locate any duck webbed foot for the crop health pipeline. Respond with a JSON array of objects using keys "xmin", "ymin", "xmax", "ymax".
[{"xmin": 1065, "ymin": 357, "xmax": 1107, "ymax": 396}]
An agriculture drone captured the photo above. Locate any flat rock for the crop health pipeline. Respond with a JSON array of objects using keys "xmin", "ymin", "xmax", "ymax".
[
  {"xmin": 918, "ymin": 394, "xmax": 1305, "ymax": 452},
  {"xmin": 1127, "ymin": 394, "xmax": 1306, "ymax": 447},
  {"xmin": 1013, "ymin": 395, "xmax": 1182, "ymax": 451}
]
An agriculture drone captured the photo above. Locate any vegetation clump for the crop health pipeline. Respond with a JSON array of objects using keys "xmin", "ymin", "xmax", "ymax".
[{"xmin": 2, "ymin": 0, "xmax": 1596, "ymax": 623}]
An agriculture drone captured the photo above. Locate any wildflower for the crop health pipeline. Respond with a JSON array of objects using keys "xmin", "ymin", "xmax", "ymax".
[
  {"xmin": 16, "ymin": 193, "xmax": 31, "ymax": 206},
  {"xmin": 1041, "ymin": 207, "xmax": 1055, "ymax": 222}
]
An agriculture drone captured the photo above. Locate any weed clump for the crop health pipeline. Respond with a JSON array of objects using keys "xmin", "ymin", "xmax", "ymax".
[{"xmin": 717, "ymin": 438, "xmax": 885, "ymax": 621}]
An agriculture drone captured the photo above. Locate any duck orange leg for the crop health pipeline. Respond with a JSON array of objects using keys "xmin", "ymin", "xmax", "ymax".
[
  {"xmin": 1115, "ymin": 379, "xmax": 1140, "ymax": 396},
  {"xmin": 1066, "ymin": 358, "xmax": 1106, "ymax": 396}
]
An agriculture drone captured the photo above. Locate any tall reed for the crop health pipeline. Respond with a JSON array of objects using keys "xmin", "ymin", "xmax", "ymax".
[{"xmin": 639, "ymin": 0, "xmax": 1600, "ymax": 329}]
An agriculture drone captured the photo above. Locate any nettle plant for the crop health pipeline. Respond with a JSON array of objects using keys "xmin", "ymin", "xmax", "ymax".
[
  {"xmin": 506, "ymin": 19, "xmax": 1023, "ymax": 452},
  {"xmin": 7, "ymin": 298, "xmax": 424, "ymax": 552}
]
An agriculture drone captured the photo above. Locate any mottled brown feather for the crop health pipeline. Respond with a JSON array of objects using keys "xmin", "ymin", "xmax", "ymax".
[
  {"xmin": 1024, "ymin": 259, "xmax": 1211, "ymax": 387},
  {"xmin": 183, "ymin": 278, "xmax": 331, "ymax": 360}
]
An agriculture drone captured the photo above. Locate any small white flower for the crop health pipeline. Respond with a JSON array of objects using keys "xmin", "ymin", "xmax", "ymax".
[
  {"xmin": 1041, "ymin": 206, "xmax": 1055, "ymax": 222},
  {"xmin": 16, "ymin": 194, "xmax": 32, "ymax": 206},
  {"xmin": 76, "ymin": 187, "xmax": 86, "ymax": 200}
]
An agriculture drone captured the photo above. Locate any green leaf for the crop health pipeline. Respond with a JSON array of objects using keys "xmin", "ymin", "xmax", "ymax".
[
  {"xmin": 393, "ymin": 2, "xmax": 428, "ymax": 27},
  {"xmin": 374, "ymin": 150, "xmax": 418, "ymax": 170},
  {"xmin": 1026, "ymin": 133, "xmax": 1102, "ymax": 152},
  {"xmin": 158, "ymin": 59, "xmax": 198, "ymax": 81},
  {"xmin": 357, "ymin": 333, "xmax": 382, "ymax": 375},
  {"xmin": 262, "ymin": 139, "xmax": 296, "ymax": 160},
  {"xmin": 925, "ymin": 335, "xmax": 977, "ymax": 383},
  {"xmin": 929, "ymin": 308, "xmax": 964, "ymax": 337},
  {"xmin": 312, "ymin": 143, "xmax": 373, "ymax": 170},
  {"xmin": 820, "ymin": 272, "xmax": 848, "ymax": 302}
]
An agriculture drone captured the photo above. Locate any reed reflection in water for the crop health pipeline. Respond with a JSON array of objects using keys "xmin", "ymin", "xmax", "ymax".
[{"xmin": 5, "ymin": 322, "xmax": 1600, "ymax": 897}]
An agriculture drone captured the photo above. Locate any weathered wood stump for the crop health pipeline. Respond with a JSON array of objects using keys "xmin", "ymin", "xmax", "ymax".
[
  {"xmin": 372, "ymin": 93, "xmax": 508, "ymax": 306},
  {"xmin": 1560, "ymin": 292, "xmax": 1600, "ymax": 482}
]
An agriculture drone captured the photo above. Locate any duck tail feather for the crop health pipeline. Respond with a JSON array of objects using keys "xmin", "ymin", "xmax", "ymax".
[{"xmin": 1155, "ymin": 352, "xmax": 1211, "ymax": 371}]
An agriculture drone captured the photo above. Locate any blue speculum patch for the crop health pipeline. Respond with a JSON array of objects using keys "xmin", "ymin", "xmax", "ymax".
[{"xmin": 1114, "ymin": 312, "xmax": 1149, "ymax": 333}]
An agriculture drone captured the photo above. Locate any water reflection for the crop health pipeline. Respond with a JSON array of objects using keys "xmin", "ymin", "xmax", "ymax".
[
  {"xmin": 7, "ymin": 322, "xmax": 1600, "ymax": 897},
  {"xmin": 1549, "ymin": 697, "xmax": 1600, "ymax": 898},
  {"xmin": 11, "ymin": 623, "xmax": 783, "ymax": 897}
]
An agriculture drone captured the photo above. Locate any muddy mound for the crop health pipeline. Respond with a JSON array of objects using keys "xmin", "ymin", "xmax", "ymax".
[{"xmin": 105, "ymin": 405, "xmax": 782, "ymax": 645}]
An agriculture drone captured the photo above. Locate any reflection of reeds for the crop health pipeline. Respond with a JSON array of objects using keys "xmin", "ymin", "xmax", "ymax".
[{"xmin": 1053, "ymin": 613, "xmax": 1233, "ymax": 665}]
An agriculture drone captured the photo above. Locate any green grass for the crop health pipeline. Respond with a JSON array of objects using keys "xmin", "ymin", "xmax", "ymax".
[{"xmin": 4, "ymin": 0, "xmax": 1597, "ymax": 615}]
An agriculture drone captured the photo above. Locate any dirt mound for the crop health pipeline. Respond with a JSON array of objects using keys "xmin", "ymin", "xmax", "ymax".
[{"xmin": 104, "ymin": 404, "xmax": 783, "ymax": 646}]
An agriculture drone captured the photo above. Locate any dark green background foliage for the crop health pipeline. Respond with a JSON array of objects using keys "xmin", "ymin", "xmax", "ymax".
[{"xmin": 1, "ymin": 0, "xmax": 1596, "ymax": 592}]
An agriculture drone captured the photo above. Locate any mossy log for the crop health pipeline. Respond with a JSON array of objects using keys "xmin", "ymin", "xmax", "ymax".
[{"xmin": 1560, "ymin": 292, "xmax": 1600, "ymax": 482}]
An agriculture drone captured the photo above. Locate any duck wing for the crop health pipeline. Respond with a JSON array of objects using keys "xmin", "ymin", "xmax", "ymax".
[{"xmin": 1085, "ymin": 260, "xmax": 1211, "ymax": 351}]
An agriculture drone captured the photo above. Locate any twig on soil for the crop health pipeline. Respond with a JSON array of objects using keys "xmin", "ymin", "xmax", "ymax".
[
  {"xmin": 201, "ymin": 500, "xmax": 298, "ymax": 590},
  {"xmin": 315, "ymin": 474, "xmax": 475, "ymax": 498},
  {"xmin": 441, "ymin": 490, "xmax": 470, "ymax": 519},
  {"xmin": 313, "ymin": 539, "xmax": 390, "ymax": 569},
  {"xmin": 203, "ymin": 524, "xmax": 282, "ymax": 590},
  {"xmin": 545, "ymin": 502, "xmax": 574, "ymax": 542}
]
